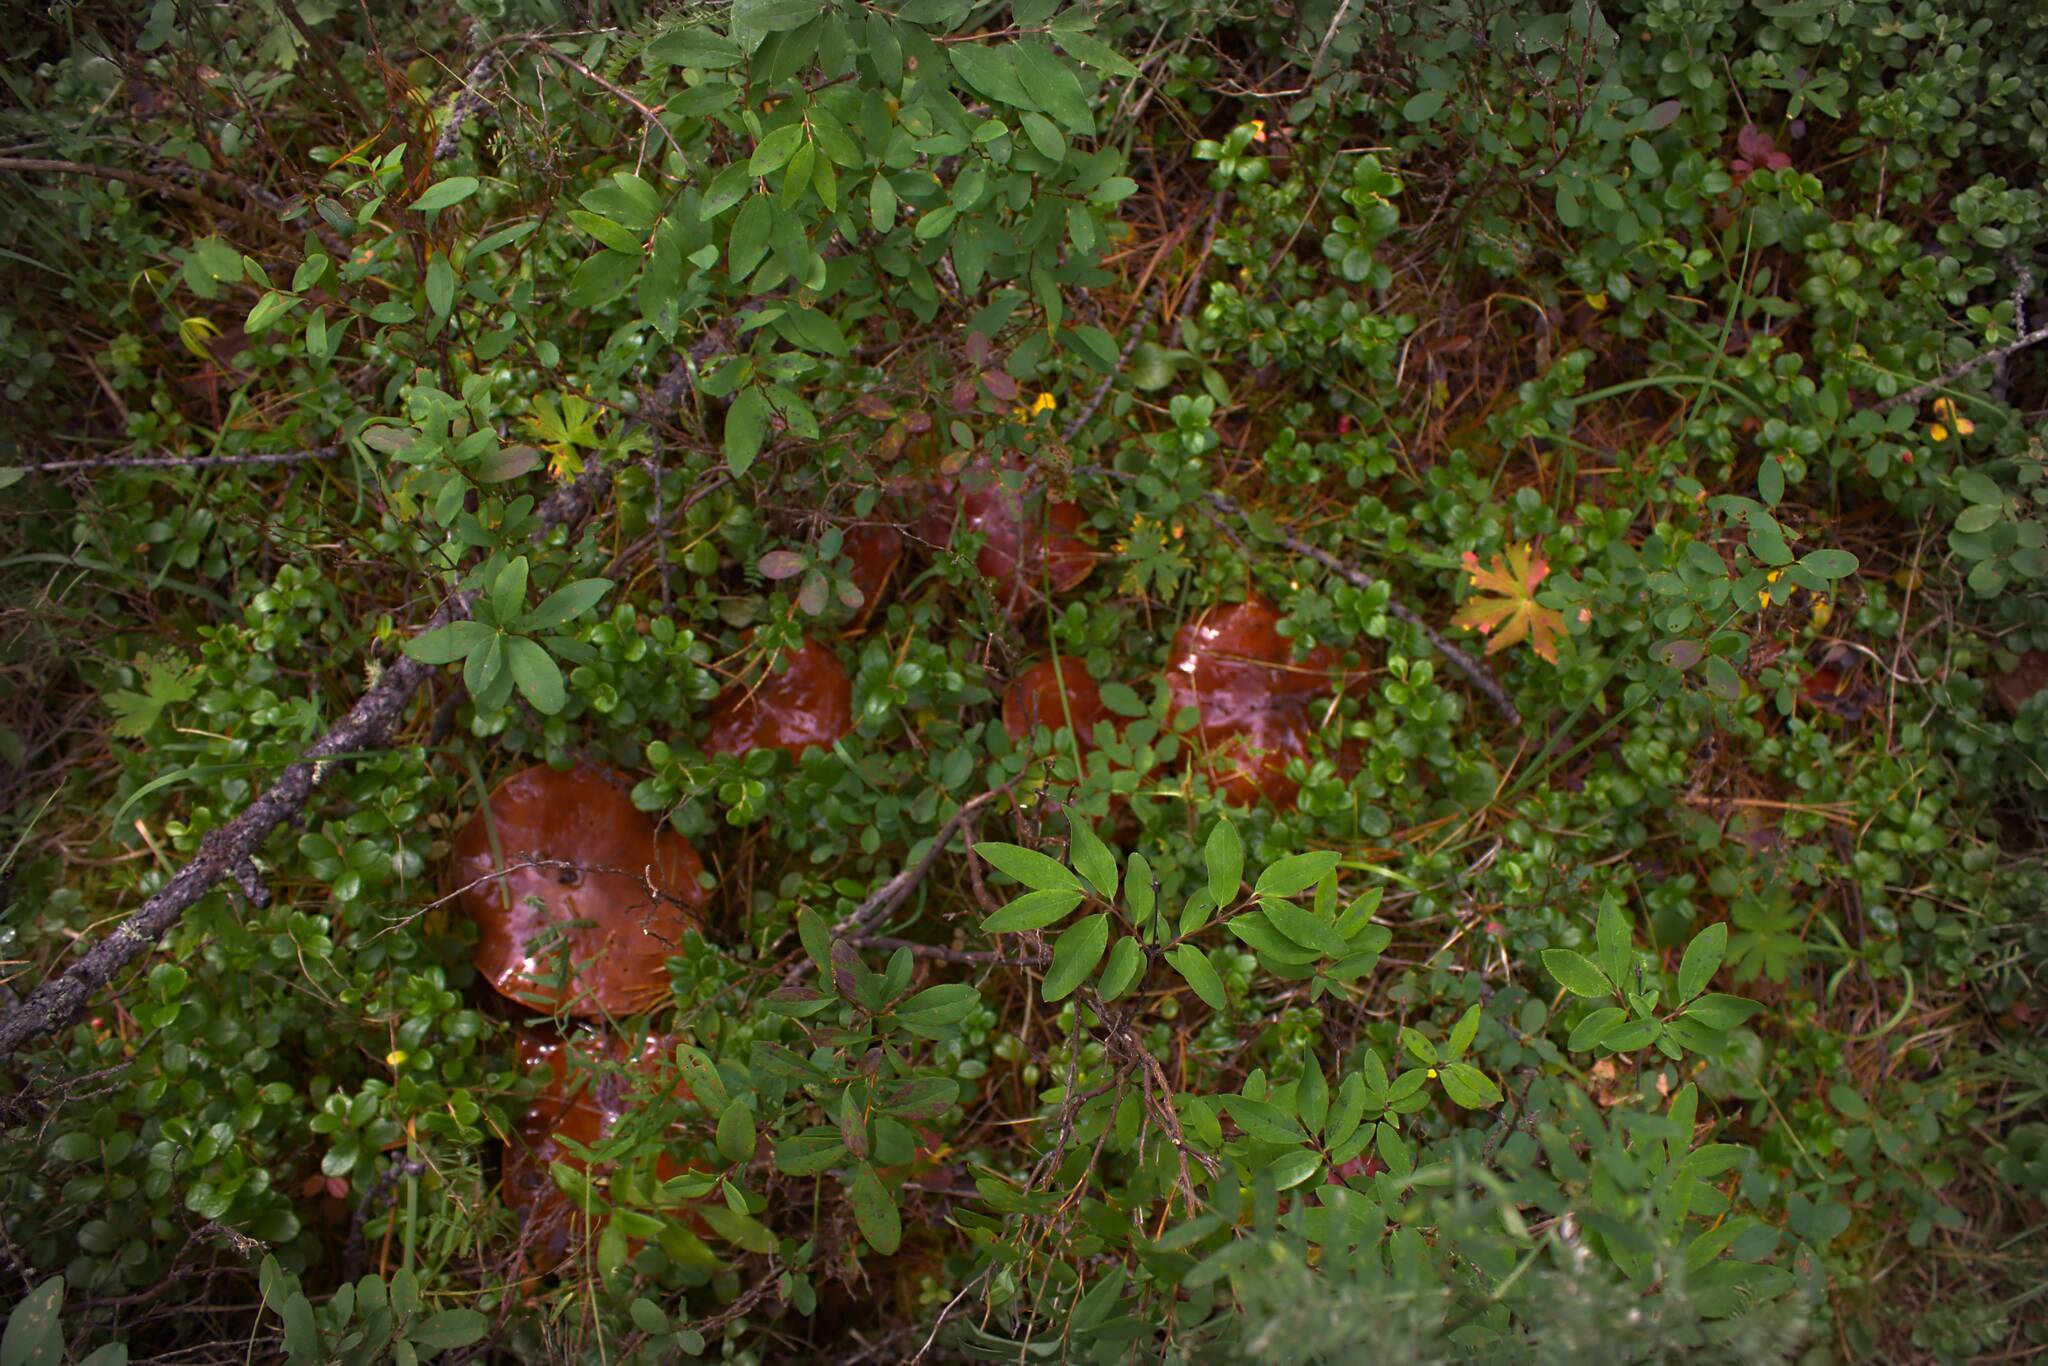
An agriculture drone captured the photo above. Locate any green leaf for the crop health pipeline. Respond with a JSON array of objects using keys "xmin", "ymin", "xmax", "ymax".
[
  {"xmin": 1043, "ymin": 913, "xmax": 1108, "ymax": 1002},
  {"xmin": 1447, "ymin": 1003, "xmax": 1481, "ymax": 1060},
  {"xmin": 1051, "ymin": 28, "xmax": 1139, "ymax": 78},
  {"xmin": 734, "ymin": 0, "xmax": 823, "ymax": 33},
  {"xmin": 1568, "ymin": 1005, "xmax": 1627, "ymax": 1051},
  {"xmin": 1403, "ymin": 89, "xmax": 1446, "ymax": 122},
  {"xmin": 1168, "ymin": 945, "xmax": 1226, "ymax": 1011},
  {"xmin": 411, "ymin": 176, "xmax": 480, "ymax": 212},
  {"xmin": 244, "ymin": 290, "xmax": 297, "ymax": 335},
  {"xmin": 1066, "ymin": 814, "xmax": 1118, "ymax": 901},
  {"xmin": 1097, "ymin": 936, "xmax": 1143, "ymax": 1000},
  {"xmin": 523, "ymin": 577, "xmax": 613, "ymax": 631},
  {"xmin": 1677, "ymin": 922, "xmax": 1728, "ymax": 1000},
  {"xmin": 1018, "ymin": 111, "xmax": 1066, "ymax": 161},
  {"xmin": 280, "ymin": 1292, "xmax": 320, "ymax": 1359},
  {"xmin": 750, "ymin": 123, "xmax": 807, "ymax": 175},
  {"xmin": 1254, "ymin": 850, "xmax": 1341, "ymax": 898},
  {"xmin": 868, "ymin": 174, "xmax": 897, "ymax": 230},
  {"xmin": 409, "ymin": 1309, "xmax": 488, "ymax": 1350},
  {"xmin": 1220, "ymin": 1095, "xmax": 1307, "ymax": 1145},
  {"xmin": 979, "ymin": 887, "xmax": 1083, "ymax": 933},
  {"xmin": 491, "ymin": 555, "xmax": 529, "ymax": 622},
  {"xmin": 1628, "ymin": 136, "xmax": 1663, "ymax": 177},
  {"xmin": 1683, "ymin": 993, "xmax": 1764, "ymax": 1029},
  {"xmin": 1542, "ymin": 948, "xmax": 1612, "ymax": 998},
  {"xmin": 629, "ymin": 1299, "xmax": 670, "ymax": 1336},
  {"xmin": 974, "ymin": 841, "xmax": 1082, "ymax": 892},
  {"xmin": 505, "ymin": 636, "xmax": 565, "ymax": 714},
  {"xmin": 1259, "ymin": 899, "xmax": 1349, "ymax": 959},
  {"xmin": 1126, "ymin": 852, "xmax": 1155, "ymax": 930},
  {"xmin": 848, "ymin": 1162, "xmax": 901, "ymax": 1254},
  {"xmin": 2, "ymin": 1276, "xmax": 64, "ymax": 1366},
  {"xmin": 1204, "ymin": 819, "xmax": 1243, "ymax": 909},
  {"xmin": 727, "ymin": 195, "xmax": 773, "ymax": 281},
  {"xmin": 946, "ymin": 42, "xmax": 1031, "ymax": 109},
  {"xmin": 1798, "ymin": 549, "xmax": 1858, "ymax": 580},
  {"xmin": 401, "ymin": 620, "xmax": 492, "ymax": 666},
  {"xmin": 425, "ymin": 255, "xmax": 455, "ymax": 318},
  {"xmin": 1438, "ymin": 1063, "xmax": 1503, "ymax": 1109},
  {"xmin": 724, "ymin": 386, "xmax": 770, "ymax": 477},
  {"xmin": 716, "ymin": 1099, "xmax": 757, "ymax": 1164}
]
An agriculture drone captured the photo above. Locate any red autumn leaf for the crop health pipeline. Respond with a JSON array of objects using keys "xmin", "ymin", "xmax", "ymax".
[{"xmin": 1451, "ymin": 541, "xmax": 1567, "ymax": 664}]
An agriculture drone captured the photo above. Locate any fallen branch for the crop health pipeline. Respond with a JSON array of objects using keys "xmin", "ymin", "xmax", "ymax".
[
  {"xmin": 1874, "ymin": 321, "xmax": 2048, "ymax": 413},
  {"xmin": 0, "ymin": 357, "xmax": 698, "ymax": 1063},
  {"xmin": 11, "ymin": 448, "xmax": 343, "ymax": 476}
]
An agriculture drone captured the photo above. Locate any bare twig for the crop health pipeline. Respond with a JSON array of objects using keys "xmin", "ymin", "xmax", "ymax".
[
  {"xmin": 1874, "ymin": 322, "xmax": 2048, "ymax": 413},
  {"xmin": 11, "ymin": 448, "xmax": 343, "ymax": 476}
]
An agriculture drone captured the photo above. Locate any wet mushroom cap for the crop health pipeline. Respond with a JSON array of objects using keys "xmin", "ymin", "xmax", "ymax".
[
  {"xmin": 919, "ymin": 459, "xmax": 1095, "ymax": 616},
  {"xmin": 702, "ymin": 637, "xmax": 853, "ymax": 756},
  {"xmin": 1003, "ymin": 657, "xmax": 1110, "ymax": 745},
  {"xmin": 1166, "ymin": 598, "xmax": 1338, "ymax": 808},
  {"xmin": 842, "ymin": 524, "xmax": 904, "ymax": 617},
  {"xmin": 502, "ymin": 1029, "xmax": 694, "ymax": 1265},
  {"xmin": 451, "ymin": 764, "xmax": 708, "ymax": 1019}
]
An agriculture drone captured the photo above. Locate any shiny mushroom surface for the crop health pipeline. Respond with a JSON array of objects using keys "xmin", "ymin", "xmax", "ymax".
[
  {"xmin": 701, "ymin": 637, "xmax": 854, "ymax": 757},
  {"xmin": 1166, "ymin": 597, "xmax": 1339, "ymax": 808},
  {"xmin": 451, "ymin": 764, "xmax": 709, "ymax": 1018}
]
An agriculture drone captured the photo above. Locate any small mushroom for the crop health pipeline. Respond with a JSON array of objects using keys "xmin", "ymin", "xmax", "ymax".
[
  {"xmin": 502, "ymin": 1028, "xmax": 695, "ymax": 1266},
  {"xmin": 918, "ymin": 456, "xmax": 1094, "ymax": 617},
  {"xmin": 1166, "ymin": 597, "xmax": 1339, "ymax": 808},
  {"xmin": 702, "ymin": 637, "xmax": 854, "ymax": 756},
  {"xmin": 451, "ymin": 764, "xmax": 709, "ymax": 1018},
  {"xmin": 1003, "ymin": 657, "xmax": 1110, "ymax": 746}
]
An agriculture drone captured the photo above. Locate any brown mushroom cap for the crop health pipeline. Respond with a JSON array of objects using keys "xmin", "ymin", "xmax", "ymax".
[
  {"xmin": 702, "ymin": 637, "xmax": 853, "ymax": 756},
  {"xmin": 918, "ymin": 457, "xmax": 1094, "ymax": 617},
  {"xmin": 451, "ymin": 764, "xmax": 708, "ymax": 1018},
  {"xmin": 1993, "ymin": 650, "xmax": 2048, "ymax": 716},
  {"xmin": 1166, "ymin": 598, "xmax": 1338, "ymax": 808},
  {"xmin": 502, "ymin": 1028, "xmax": 695, "ymax": 1266},
  {"xmin": 1003, "ymin": 657, "xmax": 1110, "ymax": 745},
  {"xmin": 843, "ymin": 524, "xmax": 903, "ymax": 619}
]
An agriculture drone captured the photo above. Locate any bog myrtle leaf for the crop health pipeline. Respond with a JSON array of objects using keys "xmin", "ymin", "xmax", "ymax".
[
  {"xmin": 1204, "ymin": 818, "xmax": 1243, "ymax": 908},
  {"xmin": 979, "ymin": 888, "xmax": 1083, "ymax": 933},
  {"xmin": 1168, "ymin": 945, "xmax": 1226, "ymax": 1010},
  {"xmin": 1042, "ymin": 913, "xmax": 1108, "ymax": 1002},
  {"xmin": 1066, "ymin": 815, "xmax": 1118, "ymax": 901},
  {"xmin": 1684, "ymin": 993, "xmax": 1764, "ymax": 1029},
  {"xmin": 724, "ymin": 386, "xmax": 770, "ymax": 476},
  {"xmin": 1438, "ymin": 1063, "xmax": 1503, "ymax": 1109},
  {"xmin": 974, "ymin": 842, "xmax": 1082, "ymax": 892},
  {"xmin": 505, "ymin": 636, "xmax": 565, "ymax": 713},
  {"xmin": 1453, "ymin": 541, "xmax": 1567, "ymax": 663},
  {"xmin": 522, "ymin": 577, "xmax": 611, "ymax": 630},
  {"xmin": 411, "ymin": 175, "xmax": 479, "ymax": 212},
  {"xmin": 1254, "ymin": 850, "xmax": 1342, "ymax": 898},
  {"xmin": 1097, "ymin": 936, "xmax": 1143, "ymax": 1000},
  {"xmin": 402, "ymin": 620, "xmax": 492, "ymax": 665},
  {"xmin": 1543, "ymin": 948, "xmax": 1612, "ymax": 998},
  {"xmin": 1678, "ymin": 922, "xmax": 1728, "ymax": 1000}
]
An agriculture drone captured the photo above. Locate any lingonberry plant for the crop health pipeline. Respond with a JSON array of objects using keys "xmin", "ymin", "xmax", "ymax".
[{"xmin": 1, "ymin": 0, "xmax": 2045, "ymax": 1361}]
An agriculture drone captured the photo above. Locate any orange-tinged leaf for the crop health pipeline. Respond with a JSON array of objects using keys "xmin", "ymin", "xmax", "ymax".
[{"xmin": 1452, "ymin": 542, "xmax": 1567, "ymax": 664}]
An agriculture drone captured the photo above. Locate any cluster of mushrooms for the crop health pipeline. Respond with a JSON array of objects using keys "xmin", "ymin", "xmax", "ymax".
[{"xmin": 450, "ymin": 456, "xmax": 1352, "ymax": 1261}]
